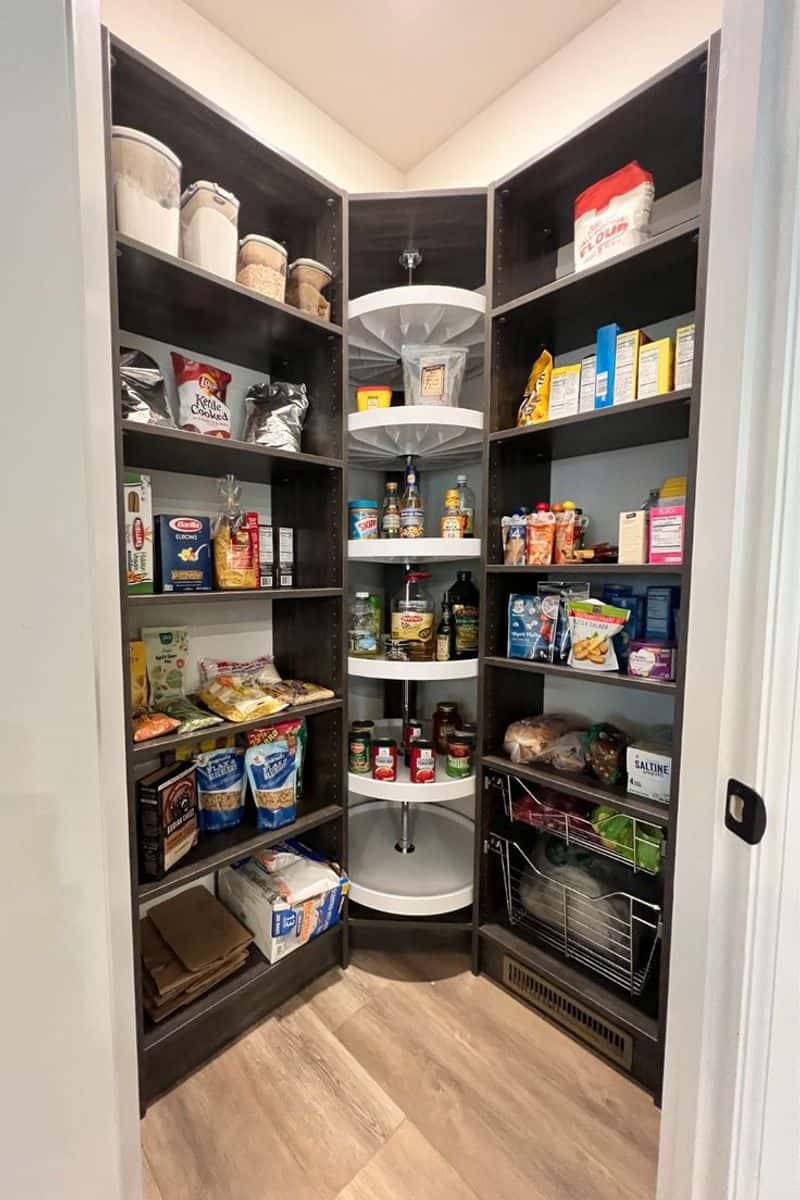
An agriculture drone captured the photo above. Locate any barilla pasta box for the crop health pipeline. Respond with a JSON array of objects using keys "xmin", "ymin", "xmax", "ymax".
[
  {"xmin": 155, "ymin": 515, "xmax": 212, "ymax": 592},
  {"xmin": 217, "ymin": 847, "xmax": 348, "ymax": 963},
  {"xmin": 124, "ymin": 471, "xmax": 153, "ymax": 594}
]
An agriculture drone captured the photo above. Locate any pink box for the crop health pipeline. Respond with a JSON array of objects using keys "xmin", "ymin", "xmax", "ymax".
[{"xmin": 649, "ymin": 504, "xmax": 684, "ymax": 564}]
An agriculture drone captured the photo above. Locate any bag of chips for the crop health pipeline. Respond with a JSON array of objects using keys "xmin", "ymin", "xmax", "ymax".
[
  {"xmin": 120, "ymin": 348, "xmax": 175, "ymax": 427},
  {"xmin": 243, "ymin": 381, "xmax": 309, "ymax": 453},
  {"xmin": 172, "ymin": 353, "xmax": 232, "ymax": 438},
  {"xmin": 567, "ymin": 599, "xmax": 630, "ymax": 672},
  {"xmin": 159, "ymin": 695, "xmax": 224, "ymax": 734}
]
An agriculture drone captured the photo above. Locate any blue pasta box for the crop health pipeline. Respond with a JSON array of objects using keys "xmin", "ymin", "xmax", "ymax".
[
  {"xmin": 155, "ymin": 515, "xmax": 212, "ymax": 592},
  {"xmin": 646, "ymin": 585, "xmax": 680, "ymax": 641},
  {"xmin": 594, "ymin": 322, "xmax": 624, "ymax": 409}
]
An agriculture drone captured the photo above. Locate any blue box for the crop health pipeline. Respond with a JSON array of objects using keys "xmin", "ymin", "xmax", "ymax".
[
  {"xmin": 155, "ymin": 515, "xmax": 212, "ymax": 592},
  {"xmin": 645, "ymin": 585, "xmax": 680, "ymax": 641},
  {"xmin": 594, "ymin": 323, "xmax": 624, "ymax": 409}
]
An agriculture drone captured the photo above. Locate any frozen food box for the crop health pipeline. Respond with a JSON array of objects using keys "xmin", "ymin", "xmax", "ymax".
[
  {"xmin": 155, "ymin": 515, "xmax": 212, "ymax": 592},
  {"xmin": 217, "ymin": 847, "xmax": 348, "ymax": 963}
]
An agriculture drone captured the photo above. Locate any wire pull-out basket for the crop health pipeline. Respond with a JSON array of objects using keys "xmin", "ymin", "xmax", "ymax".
[
  {"xmin": 491, "ymin": 772, "xmax": 665, "ymax": 876},
  {"xmin": 489, "ymin": 833, "xmax": 662, "ymax": 995}
]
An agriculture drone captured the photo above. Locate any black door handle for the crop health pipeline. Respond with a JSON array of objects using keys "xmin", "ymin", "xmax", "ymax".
[{"xmin": 725, "ymin": 778, "xmax": 767, "ymax": 845}]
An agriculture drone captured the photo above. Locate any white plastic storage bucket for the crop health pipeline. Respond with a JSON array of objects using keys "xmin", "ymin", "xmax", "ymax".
[
  {"xmin": 180, "ymin": 181, "xmax": 240, "ymax": 280},
  {"xmin": 111, "ymin": 126, "xmax": 181, "ymax": 255}
]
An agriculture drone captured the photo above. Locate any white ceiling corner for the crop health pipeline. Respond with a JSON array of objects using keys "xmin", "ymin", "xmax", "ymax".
[{"xmin": 184, "ymin": 0, "xmax": 619, "ymax": 172}]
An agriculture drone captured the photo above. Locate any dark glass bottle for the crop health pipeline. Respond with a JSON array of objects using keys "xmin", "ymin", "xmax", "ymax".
[
  {"xmin": 435, "ymin": 594, "xmax": 454, "ymax": 661},
  {"xmin": 448, "ymin": 570, "xmax": 479, "ymax": 659}
]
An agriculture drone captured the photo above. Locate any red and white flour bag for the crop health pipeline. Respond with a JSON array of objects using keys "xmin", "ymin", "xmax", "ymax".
[
  {"xmin": 574, "ymin": 162, "xmax": 654, "ymax": 272},
  {"xmin": 171, "ymin": 353, "xmax": 232, "ymax": 438}
]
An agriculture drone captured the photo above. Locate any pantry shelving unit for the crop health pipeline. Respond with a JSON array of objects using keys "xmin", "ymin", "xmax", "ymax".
[
  {"xmin": 345, "ymin": 190, "xmax": 488, "ymax": 951},
  {"xmin": 103, "ymin": 32, "xmax": 348, "ymax": 1109},
  {"xmin": 475, "ymin": 36, "xmax": 719, "ymax": 1095}
]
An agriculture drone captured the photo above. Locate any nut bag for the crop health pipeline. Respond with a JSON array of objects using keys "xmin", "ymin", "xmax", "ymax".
[{"xmin": 245, "ymin": 739, "xmax": 297, "ymax": 830}]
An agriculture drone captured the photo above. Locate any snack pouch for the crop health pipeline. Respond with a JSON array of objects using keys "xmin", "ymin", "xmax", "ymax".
[
  {"xmin": 585, "ymin": 724, "xmax": 629, "ymax": 785},
  {"xmin": 502, "ymin": 511, "xmax": 528, "ymax": 565},
  {"xmin": 507, "ymin": 594, "xmax": 559, "ymax": 663},
  {"xmin": 198, "ymin": 674, "xmax": 289, "ymax": 723},
  {"xmin": 159, "ymin": 695, "xmax": 224, "ymax": 734},
  {"xmin": 195, "ymin": 747, "xmax": 246, "ymax": 831},
  {"xmin": 525, "ymin": 508, "xmax": 556, "ymax": 565},
  {"xmin": 245, "ymin": 740, "xmax": 297, "ymax": 830},
  {"xmin": 132, "ymin": 712, "xmax": 181, "ymax": 743},
  {"xmin": 567, "ymin": 599, "xmax": 630, "ymax": 672},
  {"xmin": 212, "ymin": 474, "xmax": 259, "ymax": 589},
  {"xmin": 517, "ymin": 350, "xmax": 553, "ymax": 426},
  {"xmin": 172, "ymin": 353, "xmax": 232, "ymax": 438},
  {"xmin": 247, "ymin": 719, "xmax": 307, "ymax": 797},
  {"xmin": 537, "ymin": 581, "xmax": 590, "ymax": 663},
  {"xmin": 553, "ymin": 507, "xmax": 588, "ymax": 564},
  {"xmin": 142, "ymin": 626, "xmax": 189, "ymax": 708}
]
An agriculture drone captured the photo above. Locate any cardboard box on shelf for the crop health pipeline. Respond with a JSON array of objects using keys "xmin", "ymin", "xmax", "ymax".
[
  {"xmin": 637, "ymin": 338, "xmax": 674, "ymax": 399},
  {"xmin": 648, "ymin": 504, "xmax": 684, "ymax": 564},
  {"xmin": 579, "ymin": 354, "xmax": 596, "ymax": 412},
  {"xmin": 614, "ymin": 330, "xmax": 650, "ymax": 405},
  {"xmin": 675, "ymin": 323, "xmax": 695, "ymax": 389},
  {"xmin": 278, "ymin": 526, "xmax": 294, "ymax": 588},
  {"xmin": 618, "ymin": 510, "xmax": 648, "ymax": 564},
  {"xmin": 259, "ymin": 522, "xmax": 274, "ymax": 589},
  {"xmin": 124, "ymin": 471, "xmax": 153, "ymax": 594},
  {"xmin": 594, "ymin": 323, "xmax": 623, "ymax": 409},
  {"xmin": 627, "ymin": 741, "xmax": 672, "ymax": 804},
  {"xmin": 155, "ymin": 515, "xmax": 212, "ymax": 592},
  {"xmin": 549, "ymin": 364, "xmax": 582, "ymax": 420}
]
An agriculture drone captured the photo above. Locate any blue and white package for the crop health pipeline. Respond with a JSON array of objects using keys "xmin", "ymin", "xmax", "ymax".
[
  {"xmin": 594, "ymin": 322, "xmax": 624, "ymax": 409},
  {"xmin": 602, "ymin": 584, "xmax": 644, "ymax": 666},
  {"xmin": 217, "ymin": 847, "xmax": 349, "ymax": 963},
  {"xmin": 194, "ymin": 747, "xmax": 246, "ymax": 831},
  {"xmin": 507, "ymin": 593, "xmax": 559, "ymax": 662},
  {"xmin": 245, "ymin": 739, "xmax": 297, "ymax": 830}
]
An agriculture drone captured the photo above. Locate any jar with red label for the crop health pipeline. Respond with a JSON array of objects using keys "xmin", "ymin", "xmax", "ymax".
[
  {"xmin": 372, "ymin": 738, "xmax": 398, "ymax": 781},
  {"xmin": 402, "ymin": 718, "xmax": 423, "ymax": 765},
  {"xmin": 433, "ymin": 701, "xmax": 461, "ymax": 755},
  {"xmin": 409, "ymin": 739, "xmax": 436, "ymax": 783}
]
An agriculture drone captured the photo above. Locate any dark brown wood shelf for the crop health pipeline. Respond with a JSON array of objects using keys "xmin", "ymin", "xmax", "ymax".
[
  {"xmin": 483, "ymin": 656, "xmax": 677, "ymax": 694},
  {"xmin": 479, "ymin": 923, "xmax": 659, "ymax": 1041},
  {"xmin": 489, "ymin": 389, "xmax": 691, "ymax": 459},
  {"xmin": 131, "ymin": 697, "xmax": 343, "ymax": 757},
  {"xmin": 486, "ymin": 563, "xmax": 683, "ymax": 576},
  {"xmin": 491, "ymin": 219, "xmax": 700, "ymax": 321},
  {"xmin": 117, "ymin": 235, "xmax": 342, "ymax": 374},
  {"xmin": 481, "ymin": 755, "xmax": 669, "ymax": 827},
  {"xmin": 129, "ymin": 587, "xmax": 343, "ymax": 605},
  {"xmin": 122, "ymin": 422, "xmax": 343, "ymax": 485},
  {"xmin": 143, "ymin": 925, "xmax": 342, "ymax": 1053},
  {"xmin": 138, "ymin": 804, "xmax": 344, "ymax": 902}
]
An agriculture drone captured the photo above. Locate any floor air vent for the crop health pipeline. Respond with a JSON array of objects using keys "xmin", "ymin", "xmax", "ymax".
[{"xmin": 502, "ymin": 955, "xmax": 633, "ymax": 1071}]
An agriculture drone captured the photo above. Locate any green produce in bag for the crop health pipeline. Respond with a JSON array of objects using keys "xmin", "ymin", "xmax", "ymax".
[{"xmin": 591, "ymin": 805, "xmax": 663, "ymax": 873}]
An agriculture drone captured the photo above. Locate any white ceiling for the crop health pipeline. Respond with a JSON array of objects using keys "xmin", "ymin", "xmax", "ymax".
[{"xmin": 184, "ymin": 0, "xmax": 619, "ymax": 171}]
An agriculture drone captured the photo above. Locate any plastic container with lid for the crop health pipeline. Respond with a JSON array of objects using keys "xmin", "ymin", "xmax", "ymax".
[
  {"xmin": 237, "ymin": 235, "xmax": 287, "ymax": 302},
  {"xmin": 356, "ymin": 386, "xmax": 392, "ymax": 411},
  {"xmin": 286, "ymin": 258, "xmax": 333, "ymax": 320},
  {"xmin": 180, "ymin": 181, "xmax": 240, "ymax": 280},
  {"xmin": 111, "ymin": 126, "xmax": 181, "ymax": 254}
]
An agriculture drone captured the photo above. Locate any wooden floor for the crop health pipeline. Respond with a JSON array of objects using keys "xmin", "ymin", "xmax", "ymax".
[{"xmin": 142, "ymin": 949, "xmax": 659, "ymax": 1200}]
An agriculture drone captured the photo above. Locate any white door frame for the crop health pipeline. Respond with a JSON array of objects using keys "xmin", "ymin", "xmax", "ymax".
[{"xmin": 659, "ymin": 0, "xmax": 800, "ymax": 1195}]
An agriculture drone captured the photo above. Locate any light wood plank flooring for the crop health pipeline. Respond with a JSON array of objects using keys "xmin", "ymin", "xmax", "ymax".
[{"xmin": 142, "ymin": 950, "xmax": 659, "ymax": 1200}]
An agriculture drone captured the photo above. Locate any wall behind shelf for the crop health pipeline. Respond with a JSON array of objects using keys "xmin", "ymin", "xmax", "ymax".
[
  {"xmin": 405, "ymin": 0, "xmax": 722, "ymax": 189},
  {"xmin": 101, "ymin": 0, "xmax": 403, "ymax": 192}
]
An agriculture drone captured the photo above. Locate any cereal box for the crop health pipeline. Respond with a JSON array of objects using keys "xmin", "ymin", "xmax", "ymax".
[{"xmin": 138, "ymin": 760, "xmax": 198, "ymax": 879}]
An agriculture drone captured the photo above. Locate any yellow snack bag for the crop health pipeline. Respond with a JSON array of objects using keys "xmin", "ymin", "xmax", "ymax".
[
  {"xmin": 517, "ymin": 350, "xmax": 553, "ymax": 426},
  {"xmin": 198, "ymin": 674, "xmax": 290, "ymax": 724}
]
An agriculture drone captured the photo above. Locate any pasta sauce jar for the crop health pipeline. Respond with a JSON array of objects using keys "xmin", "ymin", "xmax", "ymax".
[
  {"xmin": 372, "ymin": 738, "xmax": 398, "ymax": 782},
  {"xmin": 409, "ymin": 739, "xmax": 436, "ymax": 783}
]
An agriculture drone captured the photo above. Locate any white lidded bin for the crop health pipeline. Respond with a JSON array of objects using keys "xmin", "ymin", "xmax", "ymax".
[
  {"xmin": 237, "ymin": 235, "xmax": 288, "ymax": 302},
  {"xmin": 180, "ymin": 180, "xmax": 240, "ymax": 280},
  {"xmin": 111, "ymin": 126, "xmax": 181, "ymax": 255}
]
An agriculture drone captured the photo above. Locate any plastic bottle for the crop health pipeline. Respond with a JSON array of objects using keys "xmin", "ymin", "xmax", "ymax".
[
  {"xmin": 448, "ymin": 570, "xmax": 480, "ymax": 659},
  {"xmin": 391, "ymin": 570, "xmax": 434, "ymax": 660},
  {"xmin": 381, "ymin": 481, "xmax": 401, "ymax": 538},
  {"xmin": 349, "ymin": 591, "xmax": 380, "ymax": 658},
  {"xmin": 456, "ymin": 473, "xmax": 475, "ymax": 536},
  {"xmin": 400, "ymin": 463, "xmax": 424, "ymax": 538},
  {"xmin": 440, "ymin": 489, "xmax": 463, "ymax": 538}
]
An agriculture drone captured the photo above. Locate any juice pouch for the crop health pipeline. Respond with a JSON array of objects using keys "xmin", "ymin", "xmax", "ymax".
[
  {"xmin": 502, "ymin": 511, "xmax": 528, "ymax": 565},
  {"xmin": 517, "ymin": 350, "xmax": 553, "ymax": 426},
  {"xmin": 553, "ymin": 503, "xmax": 587, "ymax": 564},
  {"xmin": 525, "ymin": 505, "xmax": 556, "ymax": 565}
]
